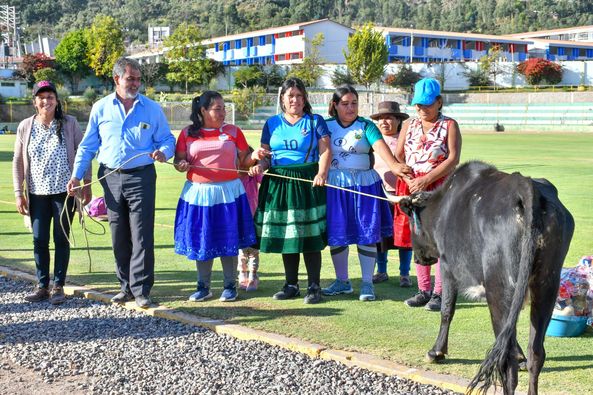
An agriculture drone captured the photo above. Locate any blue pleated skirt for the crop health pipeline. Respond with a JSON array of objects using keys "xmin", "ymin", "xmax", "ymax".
[
  {"xmin": 174, "ymin": 179, "xmax": 257, "ymax": 261},
  {"xmin": 326, "ymin": 168, "xmax": 393, "ymax": 246}
]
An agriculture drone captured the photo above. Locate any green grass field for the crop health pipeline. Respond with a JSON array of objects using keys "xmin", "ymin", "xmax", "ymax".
[{"xmin": 1, "ymin": 131, "xmax": 592, "ymax": 394}]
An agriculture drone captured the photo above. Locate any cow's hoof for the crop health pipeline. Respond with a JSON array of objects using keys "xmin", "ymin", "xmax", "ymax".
[
  {"xmin": 516, "ymin": 353, "xmax": 527, "ymax": 371},
  {"xmin": 426, "ymin": 350, "xmax": 446, "ymax": 363}
]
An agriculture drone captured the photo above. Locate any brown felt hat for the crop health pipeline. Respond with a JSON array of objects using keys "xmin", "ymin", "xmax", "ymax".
[{"xmin": 370, "ymin": 101, "xmax": 409, "ymax": 121}]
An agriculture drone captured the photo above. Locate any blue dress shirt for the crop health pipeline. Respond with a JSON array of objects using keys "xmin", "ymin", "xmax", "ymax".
[{"xmin": 72, "ymin": 93, "xmax": 175, "ymax": 180}]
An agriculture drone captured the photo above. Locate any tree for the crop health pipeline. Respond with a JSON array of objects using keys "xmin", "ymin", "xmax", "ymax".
[
  {"xmin": 517, "ymin": 58, "xmax": 563, "ymax": 85},
  {"xmin": 85, "ymin": 15, "xmax": 125, "ymax": 83},
  {"xmin": 286, "ymin": 33, "xmax": 325, "ymax": 87},
  {"xmin": 344, "ymin": 23, "xmax": 388, "ymax": 88},
  {"xmin": 204, "ymin": 59, "xmax": 226, "ymax": 87},
  {"xmin": 384, "ymin": 64, "xmax": 421, "ymax": 91},
  {"xmin": 260, "ymin": 65, "xmax": 285, "ymax": 91},
  {"xmin": 233, "ymin": 65, "xmax": 265, "ymax": 88},
  {"xmin": 141, "ymin": 62, "xmax": 167, "ymax": 89},
  {"xmin": 231, "ymin": 86, "xmax": 266, "ymax": 118},
  {"xmin": 464, "ymin": 67, "xmax": 490, "ymax": 87},
  {"xmin": 476, "ymin": 46, "xmax": 505, "ymax": 87},
  {"xmin": 16, "ymin": 53, "xmax": 54, "ymax": 85},
  {"xmin": 54, "ymin": 29, "xmax": 90, "ymax": 93},
  {"xmin": 82, "ymin": 86, "xmax": 98, "ymax": 106},
  {"xmin": 164, "ymin": 22, "xmax": 212, "ymax": 94},
  {"xmin": 33, "ymin": 67, "xmax": 63, "ymax": 86},
  {"xmin": 331, "ymin": 66, "xmax": 355, "ymax": 87}
]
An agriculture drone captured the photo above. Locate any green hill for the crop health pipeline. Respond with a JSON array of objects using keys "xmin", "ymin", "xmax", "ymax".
[{"xmin": 13, "ymin": 0, "xmax": 593, "ymax": 44}]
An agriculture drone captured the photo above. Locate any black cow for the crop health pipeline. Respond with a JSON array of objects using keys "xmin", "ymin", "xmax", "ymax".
[{"xmin": 398, "ymin": 161, "xmax": 574, "ymax": 395}]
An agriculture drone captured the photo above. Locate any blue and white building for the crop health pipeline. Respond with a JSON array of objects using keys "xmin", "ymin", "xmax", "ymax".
[
  {"xmin": 375, "ymin": 27, "xmax": 531, "ymax": 63},
  {"xmin": 508, "ymin": 25, "xmax": 593, "ymax": 43},
  {"xmin": 130, "ymin": 19, "xmax": 353, "ymax": 66},
  {"xmin": 508, "ymin": 26, "xmax": 593, "ymax": 60},
  {"xmin": 204, "ymin": 19, "xmax": 353, "ymax": 66},
  {"xmin": 130, "ymin": 20, "xmax": 593, "ymax": 66}
]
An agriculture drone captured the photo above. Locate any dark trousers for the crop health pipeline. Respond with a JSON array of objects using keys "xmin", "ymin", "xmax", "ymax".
[
  {"xmin": 99, "ymin": 164, "xmax": 156, "ymax": 297},
  {"xmin": 29, "ymin": 192, "xmax": 74, "ymax": 288}
]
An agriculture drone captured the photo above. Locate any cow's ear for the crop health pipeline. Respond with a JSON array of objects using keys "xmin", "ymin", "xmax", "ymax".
[{"xmin": 411, "ymin": 192, "xmax": 431, "ymax": 208}]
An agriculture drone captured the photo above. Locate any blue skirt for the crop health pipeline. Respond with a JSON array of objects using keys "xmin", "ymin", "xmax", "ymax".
[
  {"xmin": 174, "ymin": 179, "xmax": 256, "ymax": 261},
  {"xmin": 327, "ymin": 168, "xmax": 393, "ymax": 246}
]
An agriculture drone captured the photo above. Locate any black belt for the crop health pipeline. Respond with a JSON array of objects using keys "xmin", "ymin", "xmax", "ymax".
[{"xmin": 102, "ymin": 164, "xmax": 153, "ymax": 174}]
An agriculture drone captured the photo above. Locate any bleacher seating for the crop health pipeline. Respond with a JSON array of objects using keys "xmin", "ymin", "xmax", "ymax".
[
  {"xmin": 432, "ymin": 103, "xmax": 593, "ymax": 126},
  {"xmin": 242, "ymin": 103, "xmax": 593, "ymax": 130}
]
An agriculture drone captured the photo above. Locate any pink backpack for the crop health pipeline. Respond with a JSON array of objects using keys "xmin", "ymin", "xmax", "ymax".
[{"xmin": 87, "ymin": 196, "xmax": 107, "ymax": 218}]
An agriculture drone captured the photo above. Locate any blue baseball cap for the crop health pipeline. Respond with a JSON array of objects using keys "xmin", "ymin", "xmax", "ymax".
[{"xmin": 411, "ymin": 78, "xmax": 441, "ymax": 106}]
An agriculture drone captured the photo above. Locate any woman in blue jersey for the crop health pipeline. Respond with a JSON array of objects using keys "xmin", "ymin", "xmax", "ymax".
[
  {"xmin": 251, "ymin": 78, "xmax": 331, "ymax": 304},
  {"xmin": 321, "ymin": 85, "xmax": 411, "ymax": 301}
]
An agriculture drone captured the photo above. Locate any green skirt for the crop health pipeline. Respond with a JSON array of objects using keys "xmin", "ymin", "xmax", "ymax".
[{"xmin": 255, "ymin": 162, "xmax": 327, "ymax": 253}]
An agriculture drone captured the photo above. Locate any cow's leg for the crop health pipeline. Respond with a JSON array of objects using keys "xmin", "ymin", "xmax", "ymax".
[
  {"xmin": 486, "ymin": 288, "xmax": 527, "ymax": 371},
  {"xmin": 482, "ymin": 287, "xmax": 518, "ymax": 394},
  {"xmin": 503, "ymin": 330, "xmax": 520, "ymax": 395},
  {"xmin": 526, "ymin": 275, "xmax": 558, "ymax": 395},
  {"xmin": 426, "ymin": 268, "xmax": 457, "ymax": 363}
]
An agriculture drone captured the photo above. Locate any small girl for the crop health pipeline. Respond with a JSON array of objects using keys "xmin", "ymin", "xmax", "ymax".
[
  {"xmin": 370, "ymin": 101, "xmax": 414, "ymax": 288},
  {"xmin": 238, "ymin": 147, "xmax": 262, "ymax": 292}
]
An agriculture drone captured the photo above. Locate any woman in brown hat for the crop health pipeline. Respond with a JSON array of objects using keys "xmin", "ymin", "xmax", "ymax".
[{"xmin": 370, "ymin": 101, "xmax": 413, "ymax": 288}]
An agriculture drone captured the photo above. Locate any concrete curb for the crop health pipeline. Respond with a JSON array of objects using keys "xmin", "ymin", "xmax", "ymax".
[{"xmin": 1, "ymin": 265, "xmax": 476, "ymax": 394}]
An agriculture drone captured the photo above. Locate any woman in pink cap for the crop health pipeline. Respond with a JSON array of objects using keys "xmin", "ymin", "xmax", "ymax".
[
  {"xmin": 12, "ymin": 80, "xmax": 92, "ymax": 305},
  {"xmin": 395, "ymin": 78, "xmax": 462, "ymax": 311}
]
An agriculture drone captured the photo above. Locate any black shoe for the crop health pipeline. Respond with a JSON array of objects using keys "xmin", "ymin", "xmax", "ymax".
[
  {"xmin": 425, "ymin": 293, "xmax": 442, "ymax": 311},
  {"xmin": 404, "ymin": 291, "xmax": 432, "ymax": 307},
  {"xmin": 273, "ymin": 284, "xmax": 300, "ymax": 300},
  {"xmin": 111, "ymin": 291, "xmax": 134, "ymax": 304},
  {"xmin": 135, "ymin": 295, "xmax": 152, "ymax": 309},
  {"xmin": 304, "ymin": 283, "xmax": 322, "ymax": 304}
]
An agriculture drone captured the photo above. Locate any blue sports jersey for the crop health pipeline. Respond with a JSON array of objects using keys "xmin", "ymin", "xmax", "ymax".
[{"xmin": 261, "ymin": 113, "xmax": 330, "ymax": 166}]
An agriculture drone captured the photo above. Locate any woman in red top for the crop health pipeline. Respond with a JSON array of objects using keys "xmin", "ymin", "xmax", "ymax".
[
  {"xmin": 394, "ymin": 78, "xmax": 461, "ymax": 312},
  {"xmin": 173, "ymin": 91, "xmax": 259, "ymax": 303}
]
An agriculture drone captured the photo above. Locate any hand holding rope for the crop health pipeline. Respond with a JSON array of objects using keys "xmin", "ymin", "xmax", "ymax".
[{"xmin": 60, "ymin": 150, "xmax": 409, "ymax": 273}]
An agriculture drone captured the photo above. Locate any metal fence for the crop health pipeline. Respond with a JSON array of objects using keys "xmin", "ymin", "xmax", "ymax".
[{"xmin": 159, "ymin": 102, "xmax": 236, "ymax": 130}]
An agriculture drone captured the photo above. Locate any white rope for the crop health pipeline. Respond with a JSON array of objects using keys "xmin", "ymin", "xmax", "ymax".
[
  {"xmin": 159, "ymin": 161, "xmax": 402, "ymax": 203},
  {"xmin": 60, "ymin": 152, "xmax": 408, "ymax": 272},
  {"xmin": 60, "ymin": 152, "xmax": 152, "ymax": 272}
]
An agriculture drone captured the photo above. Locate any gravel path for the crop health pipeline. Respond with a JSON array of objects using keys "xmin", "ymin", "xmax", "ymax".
[{"xmin": 1, "ymin": 275, "xmax": 460, "ymax": 395}]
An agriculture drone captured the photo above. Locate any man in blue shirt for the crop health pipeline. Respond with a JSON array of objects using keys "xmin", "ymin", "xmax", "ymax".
[{"xmin": 67, "ymin": 57, "xmax": 175, "ymax": 308}]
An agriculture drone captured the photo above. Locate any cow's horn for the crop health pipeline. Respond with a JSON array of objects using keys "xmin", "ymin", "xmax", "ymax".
[
  {"xmin": 389, "ymin": 195, "xmax": 408, "ymax": 203},
  {"xmin": 382, "ymin": 185, "xmax": 409, "ymax": 204}
]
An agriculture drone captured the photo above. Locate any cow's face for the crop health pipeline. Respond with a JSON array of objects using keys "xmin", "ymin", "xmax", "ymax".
[{"xmin": 399, "ymin": 193, "xmax": 439, "ymax": 266}]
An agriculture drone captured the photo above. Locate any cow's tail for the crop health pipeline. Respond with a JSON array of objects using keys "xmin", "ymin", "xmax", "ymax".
[{"xmin": 467, "ymin": 180, "xmax": 538, "ymax": 395}]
